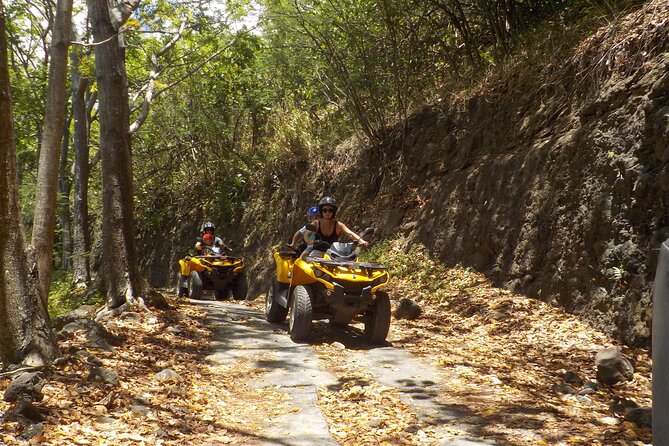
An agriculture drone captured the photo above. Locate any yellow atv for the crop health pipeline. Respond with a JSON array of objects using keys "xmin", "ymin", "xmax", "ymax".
[
  {"xmin": 177, "ymin": 248, "xmax": 247, "ymax": 301},
  {"xmin": 265, "ymin": 228, "xmax": 391, "ymax": 343}
]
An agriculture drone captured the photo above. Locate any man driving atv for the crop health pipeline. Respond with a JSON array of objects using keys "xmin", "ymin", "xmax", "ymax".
[
  {"xmin": 291, "ymin": 205, "xmax": 320, "ymax": 252},
  {"xmin": 195, "ymin": 221, "xmax": 229, "ymax": 255},
  {"xmin": 302, "ymin": 196, "xmax": 368, "ymax": 258}
]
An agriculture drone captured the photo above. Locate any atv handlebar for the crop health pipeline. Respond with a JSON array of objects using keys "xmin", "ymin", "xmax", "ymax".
[{"xmin": 303, "ymin": 225, "xmax": 375, "ymax": 247}]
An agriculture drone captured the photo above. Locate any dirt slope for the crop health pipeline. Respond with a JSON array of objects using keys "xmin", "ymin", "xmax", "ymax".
[{"xmin": 235, "ymin": 0, "xmax": 669, "ymax": 348}]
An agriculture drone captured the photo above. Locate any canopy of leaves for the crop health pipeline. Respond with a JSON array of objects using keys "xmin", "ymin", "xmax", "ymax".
[{"xmin": 7, "ymin": 0, "xmax": 643, "ymax": 272}]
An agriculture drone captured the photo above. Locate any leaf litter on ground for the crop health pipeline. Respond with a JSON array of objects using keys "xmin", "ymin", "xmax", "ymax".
[
  {"xmin": 332, "ymin": 240, "xmax": 652, "ymax": 446},
  {"xmin": 1, "ymin": 239, "xmax": 652, "ymax": 445},
  {"xmin": 1, "ymin": 301, "xmax": 292, "ymax": 445}
]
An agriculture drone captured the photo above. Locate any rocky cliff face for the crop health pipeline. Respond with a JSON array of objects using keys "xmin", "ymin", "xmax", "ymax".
[
  {"xmin": 149, "ymin": 2, "xmax": 668, "ymax": 348},
  {"xmin": 242, "ymin": 2, "xmax": 668, "ymax": 347}
]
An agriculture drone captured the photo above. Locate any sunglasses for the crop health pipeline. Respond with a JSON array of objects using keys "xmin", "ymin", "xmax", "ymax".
[{"xmin": 322, "ymin": 208, "xmax": 335, "ymax": 213}]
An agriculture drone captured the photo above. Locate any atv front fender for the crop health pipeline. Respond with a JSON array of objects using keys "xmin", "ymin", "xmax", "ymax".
[
  {"xmin": 273, "ymin": 251, "xmax": 296, "ymax": 285},
  {"xmin": 179, "ymin": 257, "xmax": 213, "ymax": 276},
  {"xmin": 178, "ymin": 258, "xmax": 191, "ymax": 277},
  {"xmin": 291, "ymin": 258, "xmax": 323, "ymax": 287}
]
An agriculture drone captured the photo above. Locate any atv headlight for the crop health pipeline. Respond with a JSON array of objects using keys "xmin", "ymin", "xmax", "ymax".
[
  {"xmin": 372, "ymin": 273, "xmax": 389, "ymax": 287},
  {"xmin": 313, "ymin": 268, "xmax": 332, "ymax": 282}
]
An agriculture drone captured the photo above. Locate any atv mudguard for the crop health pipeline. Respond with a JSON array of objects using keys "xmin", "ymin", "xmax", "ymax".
[
  {"xmin": 273, "ymin": 281, "xmax": 290, "ymax": 307},
  {"xmin": 273, "ymin": 251, "xmax": 296, "ymax": 285},
  {"xmin": 178, "ymin": 258, "xmax": 193, "ymax": 277},
  {"xmin": 179, "ymin": 256, "xmax": 212, "ymax": 276},
  {"xmin": 290, "ymin": 258, "xmax": 328, "ymax": 287}
]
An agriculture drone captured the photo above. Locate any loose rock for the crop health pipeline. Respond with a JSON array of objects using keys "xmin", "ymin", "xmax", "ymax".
[{"xmin": 595, "ymin": 347, "xmax": 634, "ymax": 385}]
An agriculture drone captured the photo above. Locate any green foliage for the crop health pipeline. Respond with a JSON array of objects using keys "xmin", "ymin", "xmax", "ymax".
[
  {"xmin": 5, "ymin": 0, "xmax": 644, "ymax": 283},
  {"xmin": 259, "ymin": 0, "xmax": 441, "ymax": 142},
  {"xmin": 47, "ymin": 272, "xmax": 103, "ymax": 319},
  {"xmin": 361, "ymin": 239, "xmax": 479, "ymax": 302},
  {"xmin": 479, "ymin": 50, "xmax": 497, "ymax": 66}
]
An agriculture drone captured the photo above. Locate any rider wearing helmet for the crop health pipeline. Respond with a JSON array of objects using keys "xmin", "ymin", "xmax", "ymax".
[
  {"xmin": 302, "ymin": 196, "xmax": 368, "ymax": 257},
  {"xmin": 195, "ymin": 221, "xmax": 228, "ymax": 255},
  {"xmin": 291, "ymin": 206, "xmax": 320, "ymax": 251}
]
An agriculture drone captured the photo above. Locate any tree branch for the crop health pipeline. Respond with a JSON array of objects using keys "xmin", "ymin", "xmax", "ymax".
[
  {"xmin": 109, "ymin": 0, "xmax": 141, "ymax": 30},
  {"xmin": 129, "ymin": 19, "xmax": 187, "ymax": 134}
]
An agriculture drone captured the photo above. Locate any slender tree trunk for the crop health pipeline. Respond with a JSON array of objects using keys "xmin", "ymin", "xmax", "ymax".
[
  {"xmin": 31, "ymin": 0, "xmax": 73, "ymax": 304},
  {"xmin": 58, "ymin": 119, "xmax": 72, "ymax": 271},
  {"xmin": 0, "ymin": 1, "xmax": 59, "ymax": 365},
  {"xmin": 88, "ymin": 0, "xmax": 143, "ymax": 308},
  {"xmin": 71, "ymin": 53, "xmax": 91, "ymax": 286}
]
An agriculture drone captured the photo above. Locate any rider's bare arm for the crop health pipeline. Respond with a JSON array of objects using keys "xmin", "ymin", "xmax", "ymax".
[
  {"xmin": 291, "ymin": 230, "xmax": 302, "ymax": 247},
  {"xmin": 339, "ymin": 222, "xmax": 369, "ymax": 247},
  {"xmin": 304, "ymin": 220, "xmax": 319, "ymax": 246}
]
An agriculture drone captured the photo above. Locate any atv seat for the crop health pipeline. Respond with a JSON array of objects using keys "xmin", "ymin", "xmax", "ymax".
[{"xmin": 278, "ymin": 245, "xmax": 300, "ymax": 259}]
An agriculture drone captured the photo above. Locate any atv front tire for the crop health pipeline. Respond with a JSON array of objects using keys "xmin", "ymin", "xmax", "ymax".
[
  {"xmin": 265, "ymin": 279, "xmax": 288, "ymax": 323},
  {"xmin": 188, "ymin": 271, "xmax": 203, "ymax": 300},
  {"xmin": 232, "ymin": 271, "xmax": 248, "ymax": 300},
  {"xmin": 177, "ymin": 273, "xmax": 189, "ymax": 298},
  {"xmin": 364, "ymin": 291, "xmax": 391, "ymax": 344},
  {"xmin": 289, "ymin": 285, "xmax": 313, "ymax": 342}
]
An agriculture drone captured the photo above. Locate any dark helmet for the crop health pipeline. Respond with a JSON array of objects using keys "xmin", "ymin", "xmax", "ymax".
[
  {"xmin": 306, "ymin": 206, "xmax": 320, "ymax": 217},
  {"xmin": 202, "ymin": 221, "xmax": 215, "ymax": 232},
  {"xmin": 318, "ymin": 196, "xmax": 338, "ymax": 217}
]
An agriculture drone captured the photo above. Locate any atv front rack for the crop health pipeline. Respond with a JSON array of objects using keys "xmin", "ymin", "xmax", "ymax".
[
  {"xmin": 305, "ymin": 257, "xmax": 387, "ymax": 270},
  {"xmin": 194, "ymin": 255, "xmax": 243, "ymax": 260}
]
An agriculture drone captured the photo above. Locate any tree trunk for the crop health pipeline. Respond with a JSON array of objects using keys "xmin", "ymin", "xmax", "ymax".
[
  {"xmin": 31, "ymin": 0, "xmax": 73, "ymax": 304},
  {"xmin": 58, "ymin": 118, "xmax": 72, "ymax": 271},
  {"xmin": 0, "ymin": 1, "xmax": 59, "ymax": 366},
  {"xmin": 71, "ymin": 51, "xmax": 92, "ymax": 286},
  {"xmin": 88, "ymin": 0, "xmax": 143, "ymax": 308}
]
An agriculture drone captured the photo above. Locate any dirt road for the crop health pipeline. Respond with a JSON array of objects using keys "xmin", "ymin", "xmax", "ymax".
[{"xmin": 196, "ymin": 299, "xmax": 497, "ymax": 446}]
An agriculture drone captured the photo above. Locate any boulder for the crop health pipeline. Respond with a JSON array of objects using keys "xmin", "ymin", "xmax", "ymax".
[
  {"xmin": 52, "ymin": 305, "xmax": 98, "ymax": 330},
  {"xmin": 595, "ymin": 347, "xmax": 634, "ymax": 385},
  {"xmin": 393, "ymin": 298, "xmax": 422, "ymax": 320},
  {"xmin": 625, "ymin": 407, "xmax": 651, "ymax": 428},
  {"xmin": 87, "ymin": 366, "xmax": 119, "ymax": 386},
  {"xmin": 3, "ymin": 372, "xmax": 44, "ymax": 403}
]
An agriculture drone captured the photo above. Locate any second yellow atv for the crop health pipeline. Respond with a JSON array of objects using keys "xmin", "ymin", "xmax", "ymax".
[
  {"xmin": 177, "ymin": 252, "xmax": 247, "ymax": 301},
  {"xmin": 265, "ymin": 228, "xmax": 391, "ymax": 343}
]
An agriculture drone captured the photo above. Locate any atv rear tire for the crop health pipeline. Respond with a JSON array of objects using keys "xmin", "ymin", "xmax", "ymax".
[
  {"xmin": 265, "ymin": 279, "xmax": 288, "ymax": 323},
  {"xmin": 232, "ymin": 271, "xmax": 248, "ymax": 300},
  {"xmin": 188, "ymin": 271, "xmax": 203, "ymax": 300},
  {"xmin": 289, "ymin": 285, "xmax": 313, "ymax": 342},
  {"xmin": 364, "ymin": 291, "xmax": 391, "ymax": 344},
  {"xmin": 177, "ymin": 273, "xmax": 189, "ymax": 298}
]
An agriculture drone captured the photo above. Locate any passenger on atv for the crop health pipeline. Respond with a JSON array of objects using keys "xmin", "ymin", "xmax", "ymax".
[
  {"xmin": 302, "ymin": 196, "xmax": 368, "ymax": 258},
  {"xmin": 291, "ymin": 205, "xmax": 320, "ymax": 253}
]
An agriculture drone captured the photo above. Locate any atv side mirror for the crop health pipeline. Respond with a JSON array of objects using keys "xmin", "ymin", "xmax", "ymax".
[{"xmin": 361, "ymin": 227, "xmax": 374, "ymax": 238}]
